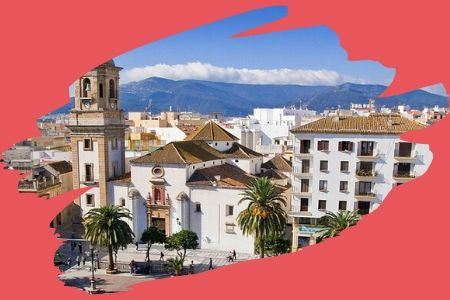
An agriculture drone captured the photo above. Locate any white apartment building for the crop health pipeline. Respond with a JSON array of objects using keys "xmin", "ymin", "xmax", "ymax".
[{"xmin": 290, "ymin": 114, "xmax": 432, "ymax": 249}]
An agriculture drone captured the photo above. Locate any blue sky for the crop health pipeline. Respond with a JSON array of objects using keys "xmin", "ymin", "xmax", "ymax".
[{"xmin": 84, "ymin": 6, "xmax": 447, "ymax": 95}]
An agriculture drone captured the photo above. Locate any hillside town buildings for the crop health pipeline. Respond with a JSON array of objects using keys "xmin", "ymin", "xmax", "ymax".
[{"xmin": 6, "ymin": 60, "xmax": 442, "ymax": 257}]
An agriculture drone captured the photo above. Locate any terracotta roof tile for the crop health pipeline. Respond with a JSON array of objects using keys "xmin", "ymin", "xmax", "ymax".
[
  {"xmin": 222, "ymin": 143, "xmax": 263, "ymax": 159},
  {"xmin": 187, "ymin": 164, "xmax": 256, "ymax": 188},
  {"xmin": 130, "ymin": 140, "xmax": 224, "ymax": 165},
  {"xmin": 291, "ymin": 113, "xmax": 426, "ymax": 135},
  {"xmin": 185, "ymin": 121, "xmax": 238, "ymax": 141},
  {"xmin": 261, "ymin": 155, "xmax": 292, "ymax": 172}
]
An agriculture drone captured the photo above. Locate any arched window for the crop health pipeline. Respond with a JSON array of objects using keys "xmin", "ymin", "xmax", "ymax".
[
  {"xmin": 109, "ymin": 79, "xmax": 115, "ymax": 98},
  {"xmin": 82, "ymin": 78, "xmax": 91, "ymax": 98},
  {"xmin": 99, "ymin": 83, "xmax": 104, "ymax": 98}
]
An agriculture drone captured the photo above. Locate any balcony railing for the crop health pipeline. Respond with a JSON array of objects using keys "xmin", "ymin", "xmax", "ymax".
[
  {"xmin": 357, "ymin": 149, "xmax": 378, "ymax": 159},
  {"xmin": 18, "ymin": 178, "xmax": 60, "ymax": 191},
  {"xmin": 393, "ymin": 171, "xmax": 416, "ymax": 180},
  {"xmin": 354, "ymin": 191, "xmax": 376, "ymax": 199},
  {"xmin": 394, "ymin": 151, "xmax": 417, "ymax": 160},
  {"xmin": 355, "ymin": 169, "xmax": 378, "ymax": 177}
]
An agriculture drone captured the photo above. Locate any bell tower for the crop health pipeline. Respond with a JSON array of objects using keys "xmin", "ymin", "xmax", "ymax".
[{"xmin": 67, "ymin": 60, "xmax": 127, "ymax": 231}]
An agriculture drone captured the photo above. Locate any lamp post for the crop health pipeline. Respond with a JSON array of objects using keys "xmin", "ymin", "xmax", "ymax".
[{"xmin": 89, "ymin": 244, "xmax": 96, "ymax": 291}]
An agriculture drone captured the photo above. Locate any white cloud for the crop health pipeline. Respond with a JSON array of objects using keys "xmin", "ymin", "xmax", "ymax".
[{"xmin": 120, "ymin": 61, "xmax": 366, "ymax": 86}]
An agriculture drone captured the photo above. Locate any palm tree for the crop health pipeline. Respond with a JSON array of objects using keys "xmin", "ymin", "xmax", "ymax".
[
  {"xmin": 318, "ymin": 210, "xmax": 360, "ymax": 241},
  {"xmin": 237, "ymin": 177, "xmax": 287, "ymax": 258},
  {"xmin": 83, "ymin": 205, "xmax": 135, "ymax": 273}
]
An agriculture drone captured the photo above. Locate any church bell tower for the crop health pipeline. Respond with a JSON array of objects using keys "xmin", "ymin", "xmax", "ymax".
[{"xmin": 67, "ymin": 60, "xmax": 127, "ymax": 228}]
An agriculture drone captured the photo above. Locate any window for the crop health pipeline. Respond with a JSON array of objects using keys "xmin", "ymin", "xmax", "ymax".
[
  {"xmin": 109, "ymin": 79, "xmax": 115, "ymax": 98},
  {"xmin": 112, "ymin": 138, "xmax": 118, "ymax": 150},
  {"xmin": 357, "ymin": 182, "xmax": 373, "ymax": 195},
  {"xmin": 340, "ymin": 161, "xmax": 349, "ymax": 172},
  {"xmin": 357, "ymin": 201, "xmax": 371, "ymax": 215},
  {"xmin": 318, "ymin": 200, "xmax": 327, "ymax": 210},
  {"xmin": 320, "ymin": 160, "xmax": 328, "ymax": 172},
  {"xmin": 340, "ymin": 181, "xmax": 348, "ymax": 192},
  {"xmin": 226, "ymin": 205, "xmax": 234, "ymax": 216},
  {"xmin": 300, "ymin": 140, "xmax": 311, "ymax": 153},
  {"xmin": 317, "ymin": 140, "xmax": 329, "ymax": 151},
  {"xmin": 225, "ymin": 223, "xmax": 236, "ymax": 234},
  {"xmin": 195, "ymin": 203, "xmax": 201, "ymax": 212},
  {"xmin": 301, "ymin": 160, "xmax": 310, "ymax": 173},
  {"xmin": 319, "ymin": 180, "xmax": 328, "ymax": 191},
  {"xmin": 338, "ymin": 201, "xmax": 347, "ymax": 211},
  {"xmin": 359, "ymin": 141, "xmax": 374, "ymax": 156},
  {"xmin": 300, "ymin": 198, "xmax": 308, "ymax": 212},
  {"xmin": 83, "ymin": 139, "xmax": 92, "ymax": 150},
  {"xmin": 86, "ymin": 194, "xmax": 94, "ymax": 207},
  {"xmin": 82, "ymin": 78, "xmax": 91, "ymax": 98},
  {"xmin": 85, "ymin": 164, "xmax": 93, "ymax": 181},
  {"xmin": 99, "ymin": 83, "xmax": 104, "ymax": 98},
  {"xmin": 338, "ymin": 141, "xmax": 353, "ymax": 152},
  {"xmin": 301, "ymin": 179, "xmax": 309, "ymax": 192}
]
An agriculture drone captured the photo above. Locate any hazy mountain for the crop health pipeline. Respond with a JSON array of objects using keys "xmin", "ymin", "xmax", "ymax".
[{"xmin": 51, "ymin": 77, "xmax": 447, "ymax": 116}]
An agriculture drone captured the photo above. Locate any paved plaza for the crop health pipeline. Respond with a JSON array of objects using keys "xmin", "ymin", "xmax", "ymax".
[{"xmin": 57, "ymin": 239, "xmax": 257, "ymax": 293}]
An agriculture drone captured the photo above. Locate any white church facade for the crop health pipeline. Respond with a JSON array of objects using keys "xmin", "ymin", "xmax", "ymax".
[{"xmin": 67, "ymin": 61, "xmax": 266, "ymax": 253}]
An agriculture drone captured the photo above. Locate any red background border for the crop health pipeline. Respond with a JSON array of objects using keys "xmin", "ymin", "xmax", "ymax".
[{"xmin": 1, "ymin": 0, "xmax": 449, "ymax": 299}]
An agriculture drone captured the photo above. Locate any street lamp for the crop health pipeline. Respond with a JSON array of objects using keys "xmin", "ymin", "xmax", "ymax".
[{"xmin": 89, "ymin": 244, "xmax": 96, "ymax": 291}]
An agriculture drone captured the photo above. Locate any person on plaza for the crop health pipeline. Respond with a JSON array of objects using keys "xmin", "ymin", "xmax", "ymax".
[
  {"xmin": 135, "ymin": 241, "xmax": 139, "ymax": 251},
  {"xmin": 208, "ymin": 258, "xmax": 213, "ymax": 270},
  {"xmin": 227, "ymin": 252, "xmax": 233, "ymax": 262},
  {"xmin": 160, "ymin": 251, "xmax": 164, "ymax": 261},
  {"xmin": 76, "ymin": 255, "xmax": 81, "ymax": 267},
  {"xmin": 130, "ymin": 259, "xmax": 136, "ymax": 274},
  {"xmin": 233, "ymin": 249, "xmax": 237, "ymax": 261},
  {"xmin": 189, "ymin": 261, "xmax": 195, "ymax": 274},
  {"xmin": 82, "ymin": 255, "xmax": 86, "ymax": 266}
]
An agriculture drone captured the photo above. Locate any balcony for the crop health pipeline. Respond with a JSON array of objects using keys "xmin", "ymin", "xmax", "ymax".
[
  {"xmin": 355, "ymin": 169, "xmax": 378, "ymax": 180},
  {"xmin": 393, "ymin": 171, "xmax": 416, "ymax": 182},
  {"xmin": 394, "ymin": 151, "xmax": 418, "ymax": 161},
  {"xmin": 289, "ymin": 205, "xmax": 312, "ymax": 216},
  {"xmin": 294, "ymin": 149, "xmax": 313, "ymax": 157},
  {"xmin": 354, "ymin": 191, "xmax": 377, "ymax": 200},
  {"xmin": 292, "ymin": 190, "xmax": 312, "ymax": 197},
  {"xmin": 18, "ymin": 178, "xmax": 61, "ymax": 192},
  {"xmin": 357, "ymin": 149, "xmax": 379, "ymax": 160}
]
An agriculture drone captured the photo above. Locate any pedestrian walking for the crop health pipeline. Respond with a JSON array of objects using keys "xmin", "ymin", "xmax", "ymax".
[
  {"xmin": 208, "ymin": 258, "xmax": 213, "ymax": 270},
  {"xmin": 160, "ymin": 251, "xmax": 164, "ymax": 261},
  {"xmin": 227, "ymin": 251, "xmax": 233, "ymax": 262},
  {"xmin": 135, "ymin": 241, "xmax": 139, "ymax": 250},
  {"xmin": 130, "ymin": 259, "xmax": 135, "ymax": 274},
  {"xmin": 82, "ymin": 255, "xmax": 86, "ymax": 266},
  {"xmin": 189, "ymin": 260, "xmax": 195, "ymax": 274},
  {"xmin": 233, "ymin": 249, "xmax": 237, "ymax": 261}
]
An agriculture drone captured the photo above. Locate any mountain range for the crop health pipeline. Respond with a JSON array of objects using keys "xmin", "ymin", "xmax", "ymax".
[{"xmin": 51, "ymin": 77, "xmax": 447, "ymax": 116}]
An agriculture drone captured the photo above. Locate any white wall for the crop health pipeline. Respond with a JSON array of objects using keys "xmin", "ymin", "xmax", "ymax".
[{"xmin": 189, "ymin": 187, "xmax": 255, "ymax": 253}]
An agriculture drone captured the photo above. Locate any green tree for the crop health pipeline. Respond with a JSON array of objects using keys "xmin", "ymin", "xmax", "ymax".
[
  {"xmin": 318, "ymin": 210, "xmax": 360, "ymax": 241},
  {"xmin": 164, "ymin": 230, "xmax": 199, "ymax": 266},
  {"xmin": 237, "ymin": 177, "xmax": 287, "ymax": 258},
  {"xmin": 141, "ymin": 225, "xmax": 166, "ymax": 262},
  {"xmin": 166, "ymin": 256, "xmax": 184, "ymax": 276},
  {"xmin": 255, "ymin": 235, "xmax": 291, "ymax": 256},
  {"xmin": 83, "ymin": 205, "xmax": 135, "ymax": 272}
]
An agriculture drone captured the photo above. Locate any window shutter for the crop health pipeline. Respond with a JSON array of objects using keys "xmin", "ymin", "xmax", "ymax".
[
  {"xmin": 349, "ymin": 142, "xmax": 354, "ymax": 152},
  {"xmin": 338, "ymin": 142, "xmax": 342, "ymax": 151}
]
